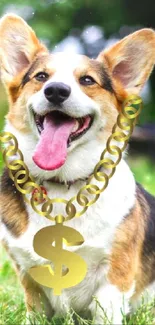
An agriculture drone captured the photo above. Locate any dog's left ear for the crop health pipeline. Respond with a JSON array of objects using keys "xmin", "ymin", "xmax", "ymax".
[
  {"xmin": 97, "ymin": 29, "xmax": 155, "ymax": 95},
  {"xmin": 0, "ymin": 14, "xmax": 48, "ymax": 83}
]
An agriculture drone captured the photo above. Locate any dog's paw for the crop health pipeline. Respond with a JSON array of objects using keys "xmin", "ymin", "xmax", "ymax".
[
  {"xmin": 23, "ymin": 312, "xmax": 40, "ymax": 325},
  {"xmin": 24, "ymin": 311, "xmax": 53, "ymax": 325}
]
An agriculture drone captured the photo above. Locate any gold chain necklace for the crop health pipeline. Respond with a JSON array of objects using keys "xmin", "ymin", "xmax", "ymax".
[{"xmin": 0, "ymin": 95, "xmax": 142, "ymax": 295}]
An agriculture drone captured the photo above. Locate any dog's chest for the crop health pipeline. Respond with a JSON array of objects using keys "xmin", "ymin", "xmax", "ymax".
[
  {"xmin": 6, "ymin": 194, "xmax": 116, "ymax": 271},
  {"xmin": 3, "ymin": 161, "xmax": 136, "ymax": 268},
  {"xmin": 1, "ymin": 161, "xmax": 136, "ymax": 311},
  {"xmin": 3, "ymin": 191, "xmax": 118, "ymax": 312},
  {"xmin": 3, "ymin": 162, "xmax": 135, "ymax": 270}
]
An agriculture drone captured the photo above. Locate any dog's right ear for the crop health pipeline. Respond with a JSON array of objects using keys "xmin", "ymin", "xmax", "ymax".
[
  {"xmin": 0, "ymin": 14, "xmax": 48, "ymax": 83},
  {"xmin": 97, "ymin": 28, "xmax": 155, "ymax": 96}
]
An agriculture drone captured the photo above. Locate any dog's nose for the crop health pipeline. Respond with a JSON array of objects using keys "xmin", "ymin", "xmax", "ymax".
[{"xmin": 44, "ymin": 82, "xmax": 71, "ymax": 104}]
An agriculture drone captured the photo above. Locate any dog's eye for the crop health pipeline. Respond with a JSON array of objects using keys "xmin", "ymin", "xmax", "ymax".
[
  {"xmin": 35, "ymin": 72, "xmax": 49, "ymax": 82},
  {"xmin": 79, "ymin": 75, "xmax": 96, "ymax": 86}
]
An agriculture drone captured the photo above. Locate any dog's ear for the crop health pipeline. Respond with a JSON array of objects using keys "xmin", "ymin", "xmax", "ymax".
[
  {"xmin": 0, "ymin": 14, "xmax": 48, "ymax": 82},
  {"xmin": 97, "ymin": 29, "xmax": 155, "ymax": 95}
]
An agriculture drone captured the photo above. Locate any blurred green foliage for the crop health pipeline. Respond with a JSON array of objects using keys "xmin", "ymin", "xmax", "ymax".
[{"xmin": 0, "ymin": 0, "xmax": 124, "ymax": 43}]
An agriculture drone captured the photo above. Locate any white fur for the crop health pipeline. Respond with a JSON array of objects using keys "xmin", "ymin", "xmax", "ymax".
[
  {"xmin": 88, "ymin": 283, "xmax": 135, "ymax": 324},
  {"xmin": 131, "ymin": 281, "xmax": 155, "ymax": 312},
  {"xmin": 1, "ymin": 158, "xmax": 136, "ymax": 322},
  {"xmin": 1, "ymin": 52, "xmax": 139, "ymax": 323}
]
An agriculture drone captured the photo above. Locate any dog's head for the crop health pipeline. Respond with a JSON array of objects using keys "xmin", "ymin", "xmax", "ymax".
[{"xmin": 0, "ymin": 14, "xmax": 155, "ymax": 182}]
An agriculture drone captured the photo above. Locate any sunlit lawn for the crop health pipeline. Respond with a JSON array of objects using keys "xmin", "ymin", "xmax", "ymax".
[{"xmin": 1, "ymin": 241, "xmax": 155, "ymax": 325}]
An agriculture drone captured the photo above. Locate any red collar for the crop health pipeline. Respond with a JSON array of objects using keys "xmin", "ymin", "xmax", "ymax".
[
  {"xmin": 32, "ymin": 167, "xmax": 102, "ymax": 203},
  {"xmin": 32, "ymin": 175, "xmax": 90, "ymax": 203}
]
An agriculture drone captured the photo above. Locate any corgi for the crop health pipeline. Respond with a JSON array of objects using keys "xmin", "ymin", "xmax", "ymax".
[{"xmin": 1, "ymin": 14, "xmax": 155, "ymax": 324}]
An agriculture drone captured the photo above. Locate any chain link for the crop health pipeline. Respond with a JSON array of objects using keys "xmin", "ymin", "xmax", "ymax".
[{"xmin": 0, "ymin": 95, "xmax": 142, "ymax": 222}]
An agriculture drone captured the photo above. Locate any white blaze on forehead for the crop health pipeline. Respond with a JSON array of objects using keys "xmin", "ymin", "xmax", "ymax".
[{"xmin": 46, "ymin": 52, "xmax": 85, "ymax": 82}]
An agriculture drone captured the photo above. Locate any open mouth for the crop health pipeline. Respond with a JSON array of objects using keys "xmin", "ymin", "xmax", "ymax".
[
  {"xmin": 34, "ymin": 111, "xmax": 93, "ymax": 146},
  {"xmin": 32, "ymin": 111, "xmax": 93, "ymax": 171}
]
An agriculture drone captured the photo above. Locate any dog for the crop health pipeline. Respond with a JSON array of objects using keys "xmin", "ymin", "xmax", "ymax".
[{"xmin": 1, "ymin": 14, "xmax": 155, "ymax": 324}]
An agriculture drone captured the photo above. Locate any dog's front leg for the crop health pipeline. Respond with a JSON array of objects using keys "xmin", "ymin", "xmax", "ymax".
[
  {"xmin": 88, "ymin": 283, "xmax": 131, "ymax": 325},
  {"xmin": 21, "ymin": 273, "xmax": 54, "ymax": 324}
]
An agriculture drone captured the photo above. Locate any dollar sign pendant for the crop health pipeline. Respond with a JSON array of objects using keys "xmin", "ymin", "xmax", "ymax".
[{"xmin": 28, "ymin": 220, "xmax": 87, "ymax": 295}]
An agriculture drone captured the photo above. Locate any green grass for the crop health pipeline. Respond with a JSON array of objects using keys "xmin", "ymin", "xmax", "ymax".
[
  {"xmin": 129, "ymin": 156, "xmax": 155, "ymax": 196},
  {"xmin": 1, "ymin": 242, "xmax": 155, "ymax": 324}
]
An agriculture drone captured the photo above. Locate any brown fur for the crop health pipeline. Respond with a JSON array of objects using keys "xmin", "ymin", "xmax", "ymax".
[
  {"xmin": 98, "ymin": 29, "xmax": 155, "ymax": 96},
  {"xmin": 74, "ymin": 57, "xmax": 119, "ymax": 138},
  {"xmin": 2, "ymin": 240, "xmax": 53, "ymax": 318},
  {"xmin": 1, "ymin": 169, "xmax": 29, "ymax": 237},
  {"xmin": 108, "ymin": 192, "xmax": 145, "ymax": 292},
  {"xmin": 21, "ymin": 273, "xmax": 54, "ymax": 318},
  {"xmin": 6, "ymin": 55, "xmax": 54, "ymax": 132},
  {"xmin": 108, "ymin": 184, "xmax": 155, "ymax": 299}
]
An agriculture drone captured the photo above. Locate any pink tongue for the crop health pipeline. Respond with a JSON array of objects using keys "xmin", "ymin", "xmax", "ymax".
[{"xmin": 32, "ymin": 114, "xmax": 75, "ymax": 170}]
